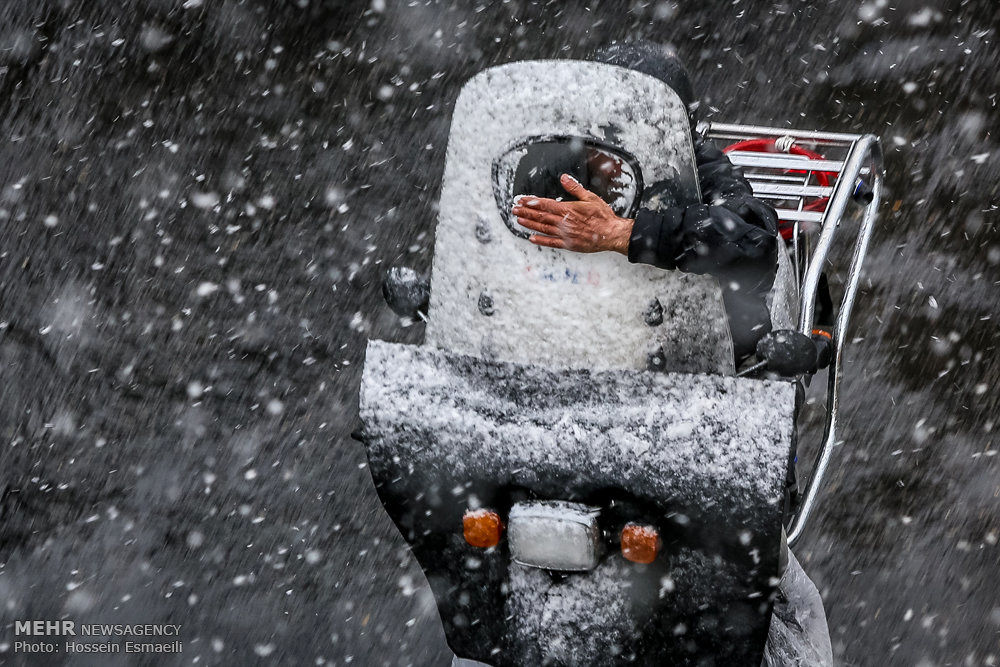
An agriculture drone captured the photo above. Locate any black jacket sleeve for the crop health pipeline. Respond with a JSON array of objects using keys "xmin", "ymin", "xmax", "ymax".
[
  {"xmin": 627, "ymin": 132, "xmax": 780, "ymax": 360},
  {"xmin": 628, "ymin": 134, "xmax": 778, "ymax": 295}
]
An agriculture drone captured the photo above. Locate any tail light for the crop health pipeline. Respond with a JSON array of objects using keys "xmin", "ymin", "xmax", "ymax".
[
  {"xmin": 463, "ymin": 509, "xmax": 503, "ymax": 548},
  {"xmin": 507, "ymin": 501, "xmax": 601, "ymax": 571},
  {"xmin": 621, "ymin": 523, "xmax": 660, "ymax": 564}
]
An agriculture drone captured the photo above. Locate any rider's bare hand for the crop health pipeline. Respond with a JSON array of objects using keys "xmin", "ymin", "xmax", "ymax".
[{"xmin": 511, "ymin": 174, "xmax": 634, "ymax": 254}]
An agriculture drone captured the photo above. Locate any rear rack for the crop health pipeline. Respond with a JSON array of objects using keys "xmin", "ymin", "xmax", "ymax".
[
  {"xmin": 708, "ymin": 123, "xmax": 863, "ymax": 228},
  {"xmin": 704, "ymin": 122, "xmax": 884, "ymax": 546}
]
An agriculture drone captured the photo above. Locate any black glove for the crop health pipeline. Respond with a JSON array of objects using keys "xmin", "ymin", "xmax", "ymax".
[
  {"xmin": 381, "ymin": 266, "xmax": 430, "ymax": 319},
  {"xmin": 755, "ymin": 329, "xmax": 818, "ymax": 376}
]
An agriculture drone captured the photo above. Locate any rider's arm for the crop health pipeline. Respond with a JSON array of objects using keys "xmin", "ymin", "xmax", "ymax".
[
  {"xmin": 626, "ymin": 135, "xmax": 780, "ymax": 362},
  {"xmin": 626, "ymin": 202, "xmax": 777, "ymax": 290},
  {"xmin": 626, "ymin": 135, "xmax": 779, "ymax": 296}
]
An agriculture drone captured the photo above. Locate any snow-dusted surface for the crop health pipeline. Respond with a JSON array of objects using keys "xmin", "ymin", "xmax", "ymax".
[
  {"xmin": 424, "ymin": 60, "xmax": 734, "ymax": 375},
  {"xmin": 362, "ymin": 340, "xmax": 793, "ymax": 516},
  {"xmin": 451, "ymin": 548, "xmax": 834, "ymax": 667},
  {"xmin": 504, "ymin": 557, "xmax": 655, "ymax": 664},
  {"xmin": 360, "ymin": 339, "xmax": 795, "ymax": 664}
]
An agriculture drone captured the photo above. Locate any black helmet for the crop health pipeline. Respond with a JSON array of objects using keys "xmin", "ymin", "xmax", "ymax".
[{"xmin": 591, "ymin": 41, "xmax": 697, "ymax": 117}]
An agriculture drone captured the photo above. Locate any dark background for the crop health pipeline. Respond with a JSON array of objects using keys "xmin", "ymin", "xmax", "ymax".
[{"xmin": 0, "ymin": 0, "xmax": 997, "ymax": 664}]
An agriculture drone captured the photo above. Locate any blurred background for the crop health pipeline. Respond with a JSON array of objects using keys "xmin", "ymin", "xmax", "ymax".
[{"xmin": 0, "ymin": 0, "xmax": 997, "ymax": 664}]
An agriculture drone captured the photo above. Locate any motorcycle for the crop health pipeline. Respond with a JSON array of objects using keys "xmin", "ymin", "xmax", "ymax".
[{"xmin": 357, "ymin": 59, "xmax": 883, "ymax": 665}]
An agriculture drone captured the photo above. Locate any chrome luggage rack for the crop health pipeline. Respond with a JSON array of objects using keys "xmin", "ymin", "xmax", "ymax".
[{"xmin": 704, "ymin": 122, "xmax": 885, "ymax": 545}]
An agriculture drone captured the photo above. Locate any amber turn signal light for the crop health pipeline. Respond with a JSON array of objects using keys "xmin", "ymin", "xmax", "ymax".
[
  {"xmin": 621, "ymin": 523, "xmax": 660, "ymax": 564},
  {"xmin": 463, "ymin": 509, "xmax": 503, "ymax": 548}
]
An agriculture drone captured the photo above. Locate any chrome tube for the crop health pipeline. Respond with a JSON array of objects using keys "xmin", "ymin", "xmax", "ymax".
[
  {"xmin": 787, "ymin": 172, "xmax": 882, "ymax": 546},
  {"xmin": 701, "ymin": 121, "xmax": 884, "ymax": 544},
  {"xmin": 798, "ymin": 135, "xmax": 880, "ymax": 334},
  {"xmin": 708, "ymin": 122, "xmax": 864, "ymax": 143}
]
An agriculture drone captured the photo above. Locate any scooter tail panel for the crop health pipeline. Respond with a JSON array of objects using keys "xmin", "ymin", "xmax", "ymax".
[{"xmin": 360, "ymin": 340, "xmax": 795, "ymax": 666}]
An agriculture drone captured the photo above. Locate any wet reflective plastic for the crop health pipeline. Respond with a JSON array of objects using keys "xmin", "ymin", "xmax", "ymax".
[{"xmin": 493, "ymin": 137, "xmax": 643, "ymax": 238}]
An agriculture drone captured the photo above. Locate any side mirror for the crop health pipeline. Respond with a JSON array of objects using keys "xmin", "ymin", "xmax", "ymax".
[{"xmin": 382, "ymin": 267, "xmax": 430, "ymax": 319}]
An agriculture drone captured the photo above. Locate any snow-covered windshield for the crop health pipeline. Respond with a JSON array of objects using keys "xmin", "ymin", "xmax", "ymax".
[{"xmin": 493, "ymin": 137, "xmax": 642, "ymax": 237}]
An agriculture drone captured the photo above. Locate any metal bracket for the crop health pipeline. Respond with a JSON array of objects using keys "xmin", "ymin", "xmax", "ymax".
[{"xmin": 705, "ymin": 123, "xmax": 885, "ymax": 545}]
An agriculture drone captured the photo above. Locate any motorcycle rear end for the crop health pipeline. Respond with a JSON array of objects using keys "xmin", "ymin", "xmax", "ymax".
[{"xmin": 358, "ymin": 60, "xmax": 883, "ymax": 666}]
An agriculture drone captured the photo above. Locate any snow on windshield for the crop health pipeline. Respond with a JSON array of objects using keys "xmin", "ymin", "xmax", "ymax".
[{"xmin": 425, "ymin": 60, "xmax": 733, "ymax": 375}]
